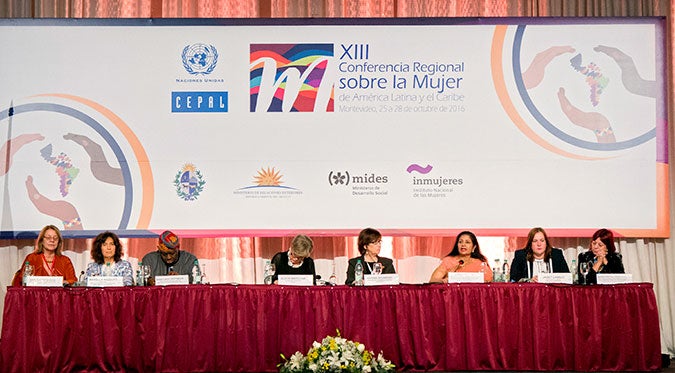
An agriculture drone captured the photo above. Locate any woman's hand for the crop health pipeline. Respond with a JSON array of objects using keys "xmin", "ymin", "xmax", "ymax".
[{"xmin": 593, "ymin": 253, "xmax": 608, "ymax": 272}]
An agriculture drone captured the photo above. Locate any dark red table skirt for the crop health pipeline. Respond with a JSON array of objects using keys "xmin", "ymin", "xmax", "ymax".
[{"xmin": 0, "ymin": 283, "xmax": 661, "ymax": 372}]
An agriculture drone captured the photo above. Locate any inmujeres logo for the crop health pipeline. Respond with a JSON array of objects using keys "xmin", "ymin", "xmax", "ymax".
[{"xmin": 250, "ymin": 44, "xmax": 334, "ymax": 112}]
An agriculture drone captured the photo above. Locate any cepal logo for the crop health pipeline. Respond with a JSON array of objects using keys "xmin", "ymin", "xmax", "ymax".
[
  {"xmin": 182, "ymin": 43, "xmax": 218, "ymax": 75},
  {"xmin": 173, "ymin": 163, "xmax": 206, "ymax": 201},
  {"xmin": 250, "ymin": 44, "xmax": 334, "ymax": 112}
]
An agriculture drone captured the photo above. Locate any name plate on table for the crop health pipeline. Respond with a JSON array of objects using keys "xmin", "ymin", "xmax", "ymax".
[
  {"xmin": 86, "ymin": 276, "xmax": 124, "ymax": 287},
  {"xmin": 154, "ymin": 275, "xmax": 189, "ymax": 286},
  {"xmin": 278, "ymin": 274, "xmax": 314, "ymax": 286},
  {"xmin": 25, "ymin": 276, "xmax": 63, "ymax": 287},
  {"xmin": 597, "ymin": 273, "xmax": 633, "ymax": 284},
  {"xmin": 364, "ymin": 274, "xmax": 399, "ymax": 286},
  {"xmin": 538, "ymin": 273, "xmax": 573, "ymax": 284},
  {"xmin": 447, "ymin": 272, "xmax": 484, "ymax": 283}
]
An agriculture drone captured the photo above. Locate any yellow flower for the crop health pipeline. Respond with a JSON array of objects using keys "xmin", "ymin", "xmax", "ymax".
[
  {"xmin": 363, "ymin": 350, "xmax": 372, "ymax": 364},
  {"xmin": 329, "ymin": 339, "xmax": 338, "ymax": 351}
]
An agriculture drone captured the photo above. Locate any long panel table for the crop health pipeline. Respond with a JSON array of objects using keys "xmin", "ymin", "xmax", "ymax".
[{"xmin": 0, "ymin": 283, "xmax": 661, "ymax": 372}]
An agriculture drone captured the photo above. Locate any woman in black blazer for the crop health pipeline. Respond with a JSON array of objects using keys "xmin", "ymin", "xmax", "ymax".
[
  {"xmin": 510, "ymin": 227, "xmax": 570, "ymax": 282},
  {"xmin": 345, "ymin": 228, "xmax": 396, "ymax": 285},
  {"xmin": 578, "ymin": 228, "xmax": 624, "ymax": 284}
]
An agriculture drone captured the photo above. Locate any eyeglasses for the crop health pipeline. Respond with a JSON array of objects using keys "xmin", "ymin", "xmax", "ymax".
[
  {"xmin": 43, "ymin": 235, "xmax": 59, "ymax": 242},
  {"xmin": 369, "ymin": 240, "xmax": 382, "ymax": 246}
]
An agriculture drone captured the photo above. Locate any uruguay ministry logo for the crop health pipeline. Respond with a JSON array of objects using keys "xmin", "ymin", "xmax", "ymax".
[
  {"xmin": 174, "ymin": 163, "xmax": 206, "ymax": 201},
  {"xmin": 233, "ymin": 167, "xmax": 302, "ymax": 199},
  {"xmin": 182, "ymin": 43, "xmax": 218, "ymax": 75},
  {"xmin": 250, "ymin": 44, "xmax": 334, "ymax": 112}
]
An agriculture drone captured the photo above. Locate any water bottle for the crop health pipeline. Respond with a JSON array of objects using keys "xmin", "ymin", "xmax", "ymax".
[
  {"xmin": 137, "ymin": 262, "xmax": 145, "ymax": 286},
  {"xmin": 502, "ymin": 259, "xmax": 510, "ymax": 282},
  {"xmin": 571, "ymin": 259, "xmax": 578, "ymax": 284},
  {"xmin": 493, "ymin": 266, "xmax": 502, "ymax": 283},
  {"xmin": 329, "ymin": 261, "xmax": 338, "ymax": 285},
  {"xmin": 263, "ymin": 260, "xmax": 274, "ymax": 285},
  {"xmin": 78, "ymin": 271, "xmax": 86, "ymax": 286},
  {"xmin": 22, "ymin": 261, "xmax": 33, "ymax": 286},
  {"xmin": 201, "ymin": 264, "xmax": 209, "ymax": 284},
  {"xmin": 354, "ymin": 260, "xmax": 364, "ymax": 286},
  {"xmin": 191, "ymin": 260, "xmax": 202, "ymax": 284},
  {"xmin": 493, "ymin": 259, "xmax": 502, "ymax": 282}
]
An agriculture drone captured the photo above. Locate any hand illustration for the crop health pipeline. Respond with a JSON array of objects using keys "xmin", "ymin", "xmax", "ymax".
[
  {"xmin": 557, "ymin": 88, "xmax": 615, "ymax": 143},
  {"xmin": 25, "ymin": 175, "xmax": 83, "ymax": 230},
  {"xmin": 522, "ymin": 46, "xmax": 576, "ymax": 89},
  {"xmin": 64, "ymin": 133, "xmax": 124, "ymax": 186}
]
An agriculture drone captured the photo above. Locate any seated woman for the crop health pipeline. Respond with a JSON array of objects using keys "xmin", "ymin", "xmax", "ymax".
[
  {"xmin": 510, "ymin": 227, "xmax": 569, "ymax": 282},
  {"xmin": 345, "ymin": 228, "xmax": 396, "ymax": 285},
  {"xmin": 12, "ymin": 225, "xmax": 77, "ymax": 286},
  {"xmin": 271, "ymin": 234, "xmax": 316, "ymax": 284},
  {"xmin": 429, "ymin": 230, "xmax": 493, "ymax": 283},
  {"xmin": 578, "ymin": 228, "xmax": 624, "ymax": 284},
  {"xmin": 85, "ymin": 231, "xmax": 134, "ymax": 286}
]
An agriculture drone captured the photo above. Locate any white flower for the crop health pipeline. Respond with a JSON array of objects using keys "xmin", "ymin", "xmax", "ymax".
[{"xmin": 281, "ymin": 331, "xmax": 394, "ymax": 372}]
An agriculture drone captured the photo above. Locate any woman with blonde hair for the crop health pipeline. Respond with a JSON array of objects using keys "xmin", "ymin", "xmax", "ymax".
[{"xmin": 12, "ymin": 225, "xmax": 77, "ymax": 286}]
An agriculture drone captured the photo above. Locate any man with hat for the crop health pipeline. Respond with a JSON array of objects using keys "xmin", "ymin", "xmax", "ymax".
[{"xmin": 141, "ymin": 230, "xmax": 199, "ymax": 284}]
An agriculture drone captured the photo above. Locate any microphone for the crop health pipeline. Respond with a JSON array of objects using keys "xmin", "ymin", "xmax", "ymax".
[{"xmin": 454, "ymin": 260, "xmax": 465, "ymax": 272}]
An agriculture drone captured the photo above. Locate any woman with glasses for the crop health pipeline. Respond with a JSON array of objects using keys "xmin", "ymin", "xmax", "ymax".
[
  {"xmin": 345, "ymin": 228, "xmax": 396, "ymax": 285},
  {"xmin": 84, "ymin": 231, "xmax": 134, "ymax": 286},
  {"xmin": 429, "ymin": 230, "xmax": 493, "ymax": 283},
  {"xmin": 12, "ymin": 224, "xmax": 77, "ymax": 286},
  {"xmin": 577, "ymin": 228, "xmax": 624, "ymax": 284},
  {"xmin": 270, "ymin": 234, "xmax": 316, "ymax": 284}
]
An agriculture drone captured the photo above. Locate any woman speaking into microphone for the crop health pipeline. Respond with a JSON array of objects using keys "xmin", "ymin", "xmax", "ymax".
[{"xmin": 429, "ymin": 230, "xmax": 493, "ymax": 283}]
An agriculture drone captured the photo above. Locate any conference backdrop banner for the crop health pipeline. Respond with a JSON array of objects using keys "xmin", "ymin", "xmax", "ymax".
[{"xmin": 0, "ymin": 18, "xmax": 667, "ymax": 238}]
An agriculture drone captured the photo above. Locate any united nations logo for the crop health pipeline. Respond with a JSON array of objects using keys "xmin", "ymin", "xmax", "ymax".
[
  {"xmin": 181, "ymin": 43, "xmax": 218, "ymax": 75},
  {"xmin": 174, "ymin": 163, "xmax": 206, "ymax": 201}
]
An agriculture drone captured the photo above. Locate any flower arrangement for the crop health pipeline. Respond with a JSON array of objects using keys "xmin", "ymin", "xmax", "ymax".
[{"xmin": 279, "ymin": 330, "xmax": 395, "ymax": 373}]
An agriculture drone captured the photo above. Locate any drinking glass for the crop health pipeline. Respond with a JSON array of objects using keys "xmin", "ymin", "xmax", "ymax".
[
  {"xmin": 372, "ymin": 262, "xmax": 383, "ymax": 275},
  {"xmin": 580, "ymin": 262, "xmax": 590, "ymax": 285},
  {"xmin": 142, "ymin": 265, "xmax": 151, "ymax": 283}
]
